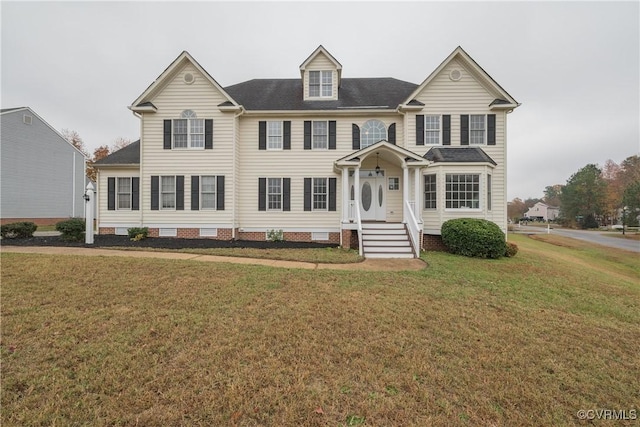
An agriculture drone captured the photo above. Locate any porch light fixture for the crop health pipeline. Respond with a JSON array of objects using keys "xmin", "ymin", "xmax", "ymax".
[{"xmin": 375, "ymin": 152, "xmax": 380, "ymax": 175}]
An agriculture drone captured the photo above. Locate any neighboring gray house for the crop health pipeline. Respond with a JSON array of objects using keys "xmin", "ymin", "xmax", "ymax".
[
  {"xmin": 1, "ymin": 107, "xmax": 87, "ymax": 225},
  {"xmin": 525, "ymin": 201, "xmax": 559, "ymax": 222}
]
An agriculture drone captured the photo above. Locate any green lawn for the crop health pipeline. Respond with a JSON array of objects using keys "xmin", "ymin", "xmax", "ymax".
[{"xmin": 2, "ymin": 234, "xmax": 638, "ymax": 426}]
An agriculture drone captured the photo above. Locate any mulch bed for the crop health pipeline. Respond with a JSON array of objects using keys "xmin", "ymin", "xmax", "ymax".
[{"xmin": 1, "ymin": 235, "xmax": 338, "ymax": 250}]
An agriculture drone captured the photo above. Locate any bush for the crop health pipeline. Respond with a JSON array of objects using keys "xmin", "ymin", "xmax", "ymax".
[
  {"xmin": 128, "ymin": 227, "xmax": 149, "ymax": 241},
  {"xmin": 266, "ymin": 229, "xmax": 284, "ymax": 242},
  {"xmin": 0, "ymin": 222, "xmax": 37, "ymax": 239},
  {"xmin": 505, "ymin": 242, "xmax": 519, "ymax": 257},
  {"xmin": 441, "ymin": 218, "xmax": 507, "ymax": 259},
  {"xmin": 55, "ymin": 218, "xmax": 85, "ymax": 241}
]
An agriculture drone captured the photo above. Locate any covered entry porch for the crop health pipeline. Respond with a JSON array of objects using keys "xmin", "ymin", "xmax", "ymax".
[{"xmin": 335, "ymin": 141, "xmax": 430, "ymax": 257}]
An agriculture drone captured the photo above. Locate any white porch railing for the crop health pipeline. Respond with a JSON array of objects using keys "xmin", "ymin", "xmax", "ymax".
[
  {"xmin": 355, "ymin": 200, "xmax": 364, "ymax": 257},
  {"xmin": 408, "ymin": 200, "xmax": 417, "ymax": 218},
  {"xmin": 404, "ymin": 200, "xmax": 421, "ymax": 258},
  {"xmin": 348, "ymin": 200, "xmax": 356, "ymax": 222}
]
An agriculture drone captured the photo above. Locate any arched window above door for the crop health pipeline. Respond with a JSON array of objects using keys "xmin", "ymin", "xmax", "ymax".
[{"xmin": 361, "ymin": 120, "xmax": 387, "ymax": 148}]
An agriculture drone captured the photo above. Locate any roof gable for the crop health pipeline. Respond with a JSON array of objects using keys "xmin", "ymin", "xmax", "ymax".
[
  {"xmin": 299, "ymin": 45, "xmax": 342, "ymax": 80},
  {"xmin": 402, "ymin": 46, "xmax": 519, "ymax": 110},
  {"xmin": 129, "ymin": 51, "xmax": 239, "ymax": 112}
]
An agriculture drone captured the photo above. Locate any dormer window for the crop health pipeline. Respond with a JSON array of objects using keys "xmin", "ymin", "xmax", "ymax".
[{"xmin": 309, "ymin": 71, "xmax": 332, "ymax": 97}]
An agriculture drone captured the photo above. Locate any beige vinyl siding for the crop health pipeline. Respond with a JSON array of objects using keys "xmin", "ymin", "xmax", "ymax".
[
  {"xmin": 97, "ymin": 168, "xmax": 141, "ymax": 227},
  {"xmin": 139, "ymin": 62, "xmax": 235, "ymax": 226},
  {"xmin": 303, "ymin": 52, "xmax": 338, "ymax": 101}
]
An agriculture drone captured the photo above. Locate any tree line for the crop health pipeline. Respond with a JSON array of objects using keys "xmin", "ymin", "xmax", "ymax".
[
  {"xmin": 61, "ymin": 129, "xmax": 132, "ymax": 182},
  {"xmin": 508, "ymin": 155, "xmax": 640, "ymax": 228}
]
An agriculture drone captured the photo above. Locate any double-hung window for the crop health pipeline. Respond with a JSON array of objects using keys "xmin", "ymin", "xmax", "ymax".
[
  {"xmin": 173, "ymin": 110, "xmax": 204, "ymax": 149},
  {"xmin": 267, "ymin": 121, "xmax": 283, "ymax": 150},
  {"xmin": 161, "ymin": 176, "xmax": 176, "ymax": 209},
  {"xmin": 117, "ymin": 177, "xmax": 132, "ymax": 209},
  {"xmin": 312, "ymin": 121, "xmax": 328, "ymax": 149},
  {"xmin": 313, "ymin": 178, "xmax": 328, "ymax": 210},
  {"xmin": 267, "ymin": 178, "xmax": 282, "ymax": 210},
  {"xmin": 487, "ymin": 174, "xmax": 492, "ymax": 211},
  {"xmin": 469, "ymin": 115, "xmax": 486, "ymax": 145},
  {"xmin": 424, "ymin": 174, "xmax": 437, "ymax": 209},
  {"xmin": 309, "ymin": 71, "xmax": 332, "ymax": 97},
  {"xmin": 201, "ymin": 176, "xmax": 216, "ymax": 209},
  {"xmin": 445, "ymin": 174, "xmax": 480, "ymax": 209},
  {"xmin": 425, "ymin": 115, "xmax": 441, "ymax": 145}
]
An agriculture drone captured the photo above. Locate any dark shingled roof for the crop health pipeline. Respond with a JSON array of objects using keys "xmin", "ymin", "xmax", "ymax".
[
  {"xmin": 424, "ymin": 147, "xmax": 497, "ymax": 165},
  {"xmin": 94, "ymin": 140, "xmax": 140, "ymax": 165},
  {"xmin": 224, "ymin": 78, "xmax": 418, "ymax": 110}
]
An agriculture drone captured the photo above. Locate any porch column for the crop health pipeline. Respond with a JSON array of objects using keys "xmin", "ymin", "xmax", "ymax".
[
  {"xmin": 402, "ymin": 164, "xmax": 409, "ymax": 223},
  {"xmin": 354, "ymin": 166, "xmax": 360, "ymax": 218},
  {"xmin": 341, "ymin": 167, "xmax": 349, "ymax": 223},
  {"xmin": 414, "ymin": 167, "xmax": 422, "ymax": 222}
]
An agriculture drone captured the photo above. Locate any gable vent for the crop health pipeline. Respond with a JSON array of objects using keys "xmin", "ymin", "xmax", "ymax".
[
  {"xmin": 23, "ymin": 114, "xmax": 32, "ymax": 125},
  {"xmin": 184, "ymin": 73, "xmax": 195, "ymax": 84},
  {"xmin": 449, "ymin": 69, "xmax": 462, "ymax": 81}
]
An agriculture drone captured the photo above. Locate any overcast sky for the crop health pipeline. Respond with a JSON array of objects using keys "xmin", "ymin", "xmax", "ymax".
[{"xmin": 2, "ymin": 1, "xmax": 638, "ymax": 200}]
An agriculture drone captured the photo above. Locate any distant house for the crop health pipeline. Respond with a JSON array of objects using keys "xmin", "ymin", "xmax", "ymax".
[
  {"xmin": 94, "ymin": 46, "xmax": 519, "ymax": 257},
  {"xmin": 525, "ymin": 202, "xmax": 559, "ymax": 222},
  {"xmin": 1, "ymin": 107, "xmax": 87, "ymax": 225}
]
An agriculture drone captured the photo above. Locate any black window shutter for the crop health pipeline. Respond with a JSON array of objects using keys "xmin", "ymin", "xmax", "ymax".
[
  {"xmin": 151, "ymin": 176, "xmax": 159, "ymax": 210},
  {"xmin": 176, "ymin": 176, "xmax": 184, "ymax": 210},
  {"xmin": 107, "ymin": 177, "xmax": 116, "ymax": 210},
  {"xmin": 191, "ymin": 176, "xmax": 199, "ymax": 210},
  {"xmin": 217, "ymin": 175, "xmax": 225, "ymax": 210},
  {"xmin": 461, "ymin": 115, "xmax": 469, "ymax": 146},
  {"xmin": 283, "ymin": 121, "xmax": 291, "ymax": 150},
  {"xmin": 329, "ymin": 121, "xmax": 337, "ymax": 150},
  {"xmin": 283, "ymin": 178, "xmax": 290, "ymax": 211},
  {"xmin": 328, "ymin": 178, "xmax": 337, "ymax": 211},
  {"xmin": 132, "ymin": 177, "xmax": 139, "ymax": 211},
  {"xmin": 487, "ymin": 114, "xmax": 496, "ymax": 145},
  {"xmin": 258, "ymin": 121, "xmax": 266, "ymax": 150},
  {"xmin": 205, "ymin": 119, "xmax": 213, "ymax": 149},
  {"xmin": 304, "ymin": 178, "xmax": 312, "ymax": 211},
  {"xmin": 163, "ymin": 120, "xmax": 172, "ymax": 149},
  {"xmin": 258, "ymin": 178, "xmax": 266, "ymax": 211},
  {"xmin": 352, "ymin": 124, "xmax": 360, "ymax": 150},
  {"xmin": 443, "ymin": 115, "xmax": 451, "ymax": 146},
  {"xmin": 416, "ymin": 115, "xmax": 424, "ymax": 145},
  {"xmin": 388, "ymin": 123, "xmax": 396, "ymax": 144},
  {"xmin": 304, "ymin": 121, "xmax": 312, "ymax": 150}
]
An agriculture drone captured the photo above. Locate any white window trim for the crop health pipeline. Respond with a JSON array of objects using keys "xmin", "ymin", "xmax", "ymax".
[
  {"xmin": 312, "ymin": 177, "xmax": 329, "ymax": 211},
  {"xmin": 469, "ymin": 114, "xmax": 487, "ymax": 146},
  {"xmin": 312, "ymin": 121, "xmax": 329, "ymax": 150},
  {"xmin": 361, "ymin": 119, "xmax": 387, "ymax": 148},
  {"xmin": 444, "ymin": 173, "xmax": 481, "ymax": 211},
  {"xmin": 116, "ymin": 177, "xmax": 132, "ymax": 210},
  {"xmin": 388, "ymin": 177, "xmax": 400, "ymax": 191},
  {"xmin": 161, "ymin": 176, "xmax": 176, "ymax": 210},
  {"xmin": 487, "ymin": 174, "xmax": 492, "ymax": 212},
  {"xmin": 267, "ymin": 177, "xmax": 283, "ymax": 211},
  {"xmin": 173, "ymin": 110, "xmax": 205, "ymax": 150},
  {"xmin": 424, "ymin": 115, "xmax": 442, "ymax": 145},
  {"xmin": 309, "ymin": 70, "xmax": 332, "ymax": 98},
  {"xmin": 267, "ymin": 121, "xmax": 283, "ymax": 151},
  {"xmin": 423, "ymin": 174, "xmax": 437, "ymax": 210},
  {"xmin": 200, "ymin": 175, "xmax": 217, "ymax": 210}
]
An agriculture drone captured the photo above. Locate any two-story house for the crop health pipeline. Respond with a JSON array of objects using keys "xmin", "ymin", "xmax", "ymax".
[{"xmin": 94, "ymin": 46, "xmax": 519, "ymax": 258}]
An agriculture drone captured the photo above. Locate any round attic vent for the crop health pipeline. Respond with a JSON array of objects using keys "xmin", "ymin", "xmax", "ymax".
[
  {"xmin": 184, "ymin": 73, "xmax": 195, "ymax": 84},
  {"xmin": 449, "ymin": 69, "xmax": 462, "ymax": 81}
]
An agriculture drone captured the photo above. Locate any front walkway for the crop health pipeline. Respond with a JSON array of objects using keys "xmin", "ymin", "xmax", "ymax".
[{"xmin": 1, "ymin": 246, "xmax": 427, "ymax": 271}]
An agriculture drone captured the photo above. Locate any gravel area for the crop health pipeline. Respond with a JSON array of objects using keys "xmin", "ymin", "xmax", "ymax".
[{"xmin": 1, "ymin": 235, "xmax": 338, "ymax": 250}]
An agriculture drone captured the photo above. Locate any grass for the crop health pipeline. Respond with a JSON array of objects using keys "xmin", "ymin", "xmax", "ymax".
[{"xmin": 2, "ymin": 234, "xmax": 639, "ymax": 426}]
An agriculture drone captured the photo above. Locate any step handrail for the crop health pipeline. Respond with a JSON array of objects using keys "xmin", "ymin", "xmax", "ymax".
[
  {"xmin": 404, "ymin": 200, "xmax": 421, "ymax": 258},
  {"xmin": 355, "ymin": 200, "xmax": 363, "ymax": 257}
]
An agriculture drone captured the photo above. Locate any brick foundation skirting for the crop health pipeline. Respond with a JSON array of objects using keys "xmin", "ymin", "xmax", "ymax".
[
  {"xmin": 237, "ymin": 231, "xmax": 339, "ymax": 244},
  {"xmin": 423, "ymin": 234, "xmax": 449, "ymax": 252},
  {"xmin": 99, "ymin": 227, "xmax": 233, "ymax": 240}
]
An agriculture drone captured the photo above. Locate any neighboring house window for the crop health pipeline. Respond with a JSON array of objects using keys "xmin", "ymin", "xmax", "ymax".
[
  {"xmin": 161, "ymin": 176, "xmax": 176, "ymax": 209},
  {"xmin": 361, "ymin": 120, "xmax": 387, "ymax": 148},
  {"xmin": 388, "ymin": 177, "xmax": 400, "ymax": 191},
  {"xmin": 313, "ymin": 121, "xmax": 328, "ymax": 149},
  {"xmin": 173, "ymin": 110, "xmax": 204, "ymax": 149},
  {"xmin": 267, "ymin": 121, "xmax": 283, "ymax": 150},
  {"xmin": 201, "ymin": 176, "xmax": 216, "ymax": 209},
  {"xmin": 425, "ymin": 115, "xmax": 440, "ymax": 145},
  {"xmin": 117, "ymin": 177, "xmax": 132, "ymax": 209},
  {"xmin": 309, "ymin": 70, "xmax": 332, "ymax": 97},
  {"xmin": 470, "ymin": 115, "xmax": 486, "ymax": 145},
  {"xmin": 268, "ymin": 178, "xmax": 282, "ymax": 210},
  {"xmin": 424, "ymin": 174, "xmax": 437, "ymax": 209},
  {"xmin": 487, "ymin": 174, "xmax": 492, "ymax": 211},
  {"xmin": 313, "ymin": 178, "xmax": 328, "ymax": 210},
  {"xmin": 446, "ymin": 174, "xmax": 480, "ymax": 209}
]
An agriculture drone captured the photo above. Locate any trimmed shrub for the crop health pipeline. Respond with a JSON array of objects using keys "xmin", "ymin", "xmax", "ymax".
[
  {"xmin": 55, "ymin": 218, "xmax": 85, "ymax": 241},
  {"xmin": 266, "ymin": 229, "xmax": 284, "ymax": 242},
  {"xmin": 441, "ymin": 218, "xmax": 507, "ymax": 259},
  {"xmin": 128, "ymin": 227, "xmax": 149, "ymax": 241},
  {"xmin": 505, "ymin": 242, "xmax": 519, "ymax": 258},
  {"xmin": 0, "ymin": 222, "xmax": 37, "ymax": 239}
]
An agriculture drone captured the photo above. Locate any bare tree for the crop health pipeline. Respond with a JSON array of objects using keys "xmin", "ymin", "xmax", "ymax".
[{"xmin": 61, "ymin": 128, "xmax": 88, "ymax": 157}]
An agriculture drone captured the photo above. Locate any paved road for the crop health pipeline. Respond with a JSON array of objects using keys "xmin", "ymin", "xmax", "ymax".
[{"xmin": 514, "ymin": 225, "xmax": 640, "ymax": 253}]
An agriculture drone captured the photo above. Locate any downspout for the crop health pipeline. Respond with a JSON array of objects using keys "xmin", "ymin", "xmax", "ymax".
[
  {"xmin": 232, "ymin": 107, "xmax": 245, "ymax": 239},
  {"xmin": 72, "ymin": 151, "xmax": 76, "ymax": 217}
]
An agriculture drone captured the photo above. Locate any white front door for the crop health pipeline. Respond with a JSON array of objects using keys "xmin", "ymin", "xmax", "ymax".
[{"xmin": 360, "ymin": 175, "xmax": 386, "ymax": 221}]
